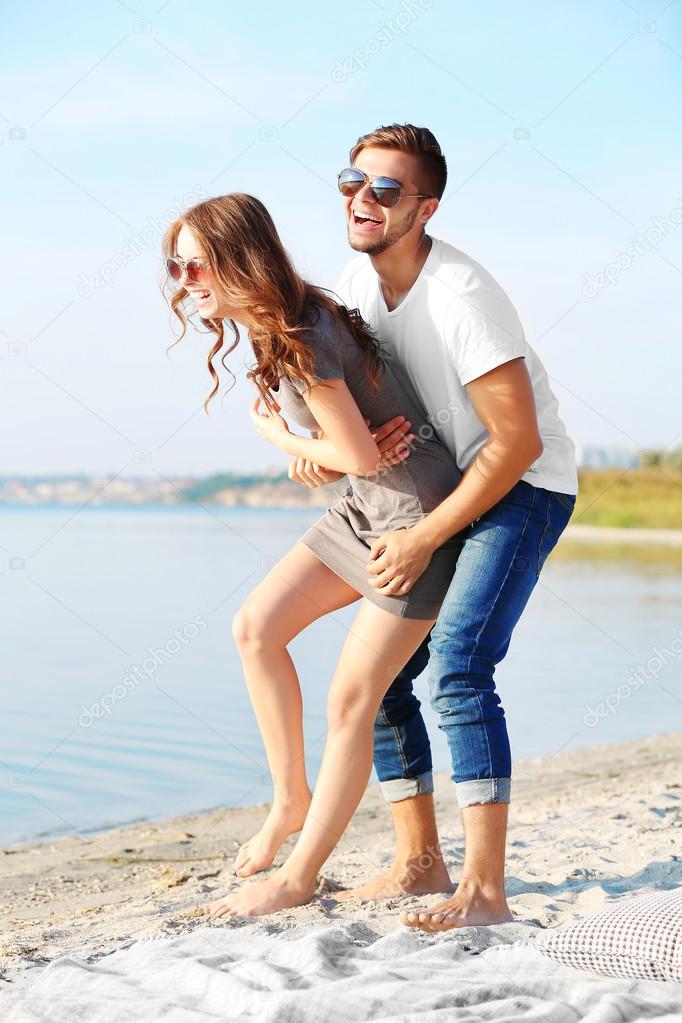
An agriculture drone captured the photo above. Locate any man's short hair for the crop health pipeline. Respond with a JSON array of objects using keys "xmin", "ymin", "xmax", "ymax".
[{"xmin": 349, "ymin": 123, "xmax": 447, "ymax": 200}]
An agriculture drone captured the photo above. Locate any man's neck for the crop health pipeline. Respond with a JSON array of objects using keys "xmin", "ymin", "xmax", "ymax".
[{"xmin": 370, "ymin": 231, "xmax": 433, "ymax": 312}]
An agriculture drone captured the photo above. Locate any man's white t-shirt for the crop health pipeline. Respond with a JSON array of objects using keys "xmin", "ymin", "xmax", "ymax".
[{"xmin": 335, "ymin": 236, "xmax": 578, "ymax": 495}]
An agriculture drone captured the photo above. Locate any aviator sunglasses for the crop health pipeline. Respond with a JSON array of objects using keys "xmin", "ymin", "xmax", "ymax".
[
  {"xmin": 337, "ymin": 167, "xmax": 434, "ymax": 208},
  {"xmin": 165, "ymin": 255, "xmax": 210, "ymax": 285}
]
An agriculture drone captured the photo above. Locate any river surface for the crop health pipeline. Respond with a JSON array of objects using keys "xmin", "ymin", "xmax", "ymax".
[{"xmin": 1, "ymin": 506, "xmax": 680, "ymax": 845}]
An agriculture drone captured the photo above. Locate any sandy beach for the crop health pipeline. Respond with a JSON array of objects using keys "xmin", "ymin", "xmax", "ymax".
[{"xmin": 2, "ymin": 730, "xmax": 680, "ymax": 994}]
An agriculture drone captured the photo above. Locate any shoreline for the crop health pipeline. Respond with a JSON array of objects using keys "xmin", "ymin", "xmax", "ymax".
[
  {"xmin": 4, "ymin": 724, "xmax": 678, "ymax": 854},
  {"xmin": 2, "ymin": 731, "xmax": 680, "ymax": 987},
  {"xmin": 563, "ymin": 523, "xmax": 682, "ymax": 547},
  {"xmin": 4, "ymin": 504, "xmax": 682, "ymax": 544}
]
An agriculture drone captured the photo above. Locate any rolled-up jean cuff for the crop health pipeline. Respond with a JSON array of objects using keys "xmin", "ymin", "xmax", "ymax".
[
  {"xmin": 379, "ymin": 771, "xmax": 434, "ymax": 803},
  {"xmin": 456, "ymin": 777, "xmax": 511, "ymax": 808}
]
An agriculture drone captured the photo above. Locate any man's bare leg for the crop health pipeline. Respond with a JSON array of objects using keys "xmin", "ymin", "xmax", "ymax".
[
  {"xmin": 400, "ymin": 802, "xmax": 512, "ymax": 930},
  {"xmin": 336, "ymin": 792, "xmax": 453, "ymax": 901}
]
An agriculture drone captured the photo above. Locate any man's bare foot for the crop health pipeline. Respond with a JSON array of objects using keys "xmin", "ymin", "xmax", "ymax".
[
  {"xmin": 234, "ymin": 796, "xmax": 312, "ymax": 878},
  {"xmin": 204, "ymin": 869, "xmax": 316, "ymax": 919},
  {"xmin": 399, "ymin": 882, "xmax": 513, "ymax": 932},
  {"xmin": 336, "ymin": 855, "xmax": 454, "ymax": 902}
]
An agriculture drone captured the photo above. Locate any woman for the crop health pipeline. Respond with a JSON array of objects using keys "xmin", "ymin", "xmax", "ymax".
[{"xmin": 162, "ymin": 194, "xmax": 462, "ymax": 919}]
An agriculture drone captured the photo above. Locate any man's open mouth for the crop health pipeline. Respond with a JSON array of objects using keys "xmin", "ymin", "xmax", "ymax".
[{"xmin": 352, "ymin": 210, "xmax": 383, "ymax": 228}]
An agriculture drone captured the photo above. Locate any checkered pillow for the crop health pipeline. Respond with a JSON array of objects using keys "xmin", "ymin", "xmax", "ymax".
[{"xmin": 541, "ymin": 889, "xmax": 682, "ymax": 981}]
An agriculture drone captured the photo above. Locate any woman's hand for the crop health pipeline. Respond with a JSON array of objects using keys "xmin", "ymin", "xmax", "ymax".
[
  {"xmin": 249, "ymin": 396, "xmax": 291, "ymax": 448},
  {"xmin": 288, "ymin": 458, "xmax": 346, "ymax": 487}
]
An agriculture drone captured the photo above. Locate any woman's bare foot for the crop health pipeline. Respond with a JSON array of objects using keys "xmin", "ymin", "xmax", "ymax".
[
  {"xmin": 204, "ymin": 868, "xmax": 316, "ymax": 919},
  {"xmin": 336, "ymin": 855, "xmax": 454, "ymax": 902},
  {"xmin": 234, "ymin": 796, "xmax": 312, "ymax": 878},
  {"xmin": 399, "ymin": 881, "xmax": 513, "ymax": 931}
]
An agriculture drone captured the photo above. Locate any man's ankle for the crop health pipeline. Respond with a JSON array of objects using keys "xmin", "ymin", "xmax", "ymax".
[
  {"xmin": 455, "ymin": 876, "xmax": 507, "ymax": 900},
  {"xmin": 393, "ymin": 842, "xmax": 447, "ymax": 873}
]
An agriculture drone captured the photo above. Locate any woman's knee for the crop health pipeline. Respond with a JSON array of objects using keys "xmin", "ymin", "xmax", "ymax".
[
  {"xmin": 327, "ymin": 683, "xmax": 374, "ymax": 730},
  {"xmin": 232, "ymin": 599, "xmax": 270, "ymax": 652}
]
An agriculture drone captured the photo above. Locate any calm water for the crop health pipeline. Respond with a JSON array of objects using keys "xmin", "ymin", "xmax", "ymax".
[{"xmin": 1, "ymin": 506, "xmax": 680, "ymax": 846}]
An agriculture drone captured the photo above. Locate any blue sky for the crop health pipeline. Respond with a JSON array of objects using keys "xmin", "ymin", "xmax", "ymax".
[{"xmin": 2, "ymin": 0, "xmax": 681, "ymax": 476}]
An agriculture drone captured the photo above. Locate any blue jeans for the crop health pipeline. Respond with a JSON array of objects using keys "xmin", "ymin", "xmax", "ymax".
[{"xmin": 373, "ymin": 480, "xmax": 576, "ymax": 808}]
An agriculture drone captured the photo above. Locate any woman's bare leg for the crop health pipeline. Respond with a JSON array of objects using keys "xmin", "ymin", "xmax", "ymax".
[
  {"xmin": 207, "ymin": 599, "xmax": 436, "ymax": 917},
  {"xmin": 230, "ymin": 542, "xmax": 360, "ymax": 877}
]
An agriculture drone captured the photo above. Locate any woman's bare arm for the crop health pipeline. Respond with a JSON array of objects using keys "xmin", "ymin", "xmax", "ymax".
[{"xmin": 251, "ymin": 379, "xmax": 388, "ymax": 476}]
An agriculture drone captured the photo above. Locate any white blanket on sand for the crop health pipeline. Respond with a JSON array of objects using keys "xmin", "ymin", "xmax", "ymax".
[{"xmin": 6, "ymin": 923, "xmax": 682, "ymax": 1022}]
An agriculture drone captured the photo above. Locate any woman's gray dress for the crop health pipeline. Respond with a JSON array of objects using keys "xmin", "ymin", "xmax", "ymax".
[{"xmin": 272, "ymin": 304, "xmax": 463, "ymax": 619}]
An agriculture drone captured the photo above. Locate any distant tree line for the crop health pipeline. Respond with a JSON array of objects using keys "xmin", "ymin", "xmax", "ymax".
[
  {"xmin": 180, "ymin": 472, "xmax": 290, "ymax": 502},
  {"xmin": 638, "ymin": 448, "xmax": 682, "ymax": 470}
]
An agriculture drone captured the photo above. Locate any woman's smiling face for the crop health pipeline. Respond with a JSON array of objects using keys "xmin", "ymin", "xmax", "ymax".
[{"xmin": 175, "ymin": 224, "xmax": 243, "ymax": 322}]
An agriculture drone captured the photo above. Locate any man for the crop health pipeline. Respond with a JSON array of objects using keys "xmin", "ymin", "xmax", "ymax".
[{"xmin": 289, "ymin": 124, "xmax": 578, "ymax": 932}]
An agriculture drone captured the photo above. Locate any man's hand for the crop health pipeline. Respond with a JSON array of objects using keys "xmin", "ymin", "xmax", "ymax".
[
  {"xmin": 369, "ymin": 415, "xmax": 415, "ymax": 467},
  {"xmin": 288, "ymin": 458, "xmax": 346, "ymax": 488},
  {"xmin": 367, "ymin": 526, "xmax": 434, "ymax": 596}
]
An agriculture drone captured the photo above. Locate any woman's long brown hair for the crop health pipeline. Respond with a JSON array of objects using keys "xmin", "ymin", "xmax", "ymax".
[{"xmin": 162, "ymin": 193, "xmax": 384, "ymax": 411}]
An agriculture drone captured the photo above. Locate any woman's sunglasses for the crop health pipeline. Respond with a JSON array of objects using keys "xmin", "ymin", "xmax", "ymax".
[
  {"xmin": 165, "ymin": 256, "xmax": 210, "ymax": 284},
  {"xmin": 337, "ymin": 167, "xmax": 434, "ymax": 208}
]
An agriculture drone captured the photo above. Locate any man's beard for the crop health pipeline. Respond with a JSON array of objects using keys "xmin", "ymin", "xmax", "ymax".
[{"xmin": 347, "ymin": 204, "xmax": 420, "ymax": 257}]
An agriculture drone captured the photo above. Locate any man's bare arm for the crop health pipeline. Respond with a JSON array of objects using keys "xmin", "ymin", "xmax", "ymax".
[
  {"xmin": 413, "ymin": 358, "xmax": 542, "ymax": 548},
  {"xmin": 366, "ymin": 358, "xmax": 543, "ymax": 596}
]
